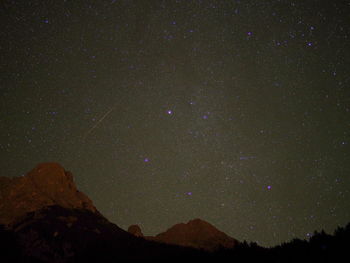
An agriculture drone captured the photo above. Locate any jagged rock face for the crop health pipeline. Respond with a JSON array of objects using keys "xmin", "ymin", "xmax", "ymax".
[
  {"xmin": 128, "ymin": 225, "xmax": 144, "ymax": 237},
  {"xmin": 0, "ymin": 163, "xmax": 97, "ymax": 225},
  {"xmin": 148, "ymin": 219, "xmax": 238, "ymax": 251}
]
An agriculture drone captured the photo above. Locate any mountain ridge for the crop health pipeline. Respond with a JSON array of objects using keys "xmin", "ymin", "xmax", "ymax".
[
  {"xmin": 129, "ymin": 218, "xmax": 238, "ymax": 251},
  {"xmin": 0, "ymin": 163, "xmax": 97, "ymax": 225}
]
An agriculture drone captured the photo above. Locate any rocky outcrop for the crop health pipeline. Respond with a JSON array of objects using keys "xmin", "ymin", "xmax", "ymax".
[
  {"xmin": 0, "ymin": 163, "xmax": 97, "ymax": 225},
  {"xmin": 128, "ymin": 225, "xmax": 144, "ymax": 237},
  {"xmin": 146, "ymin": 219, "xmax": 238, "ymax": 251}
]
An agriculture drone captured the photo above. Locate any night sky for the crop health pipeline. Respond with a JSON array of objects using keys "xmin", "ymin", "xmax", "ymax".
[{"xmin": 1, "ymin": 0, "xmax": 350, "ymax": 247}]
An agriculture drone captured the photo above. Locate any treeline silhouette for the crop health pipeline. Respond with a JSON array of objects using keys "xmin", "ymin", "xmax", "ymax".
[
  {"xmin": 213, "ymin": 223, "xmax": 350, "ymax": 262},
  {"xmin": 1, "ymin": 221, "xmax": 349, "ymax": 262}
]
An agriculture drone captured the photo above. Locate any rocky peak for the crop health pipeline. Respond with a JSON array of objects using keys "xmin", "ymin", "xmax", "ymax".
[
  {"xmin": 128, "ymin": 225, "xmax": 144, "ymax": 237},
  {"xmin": 149, "ymin": 218, "xmax": 238, "ymax": 251},
  {"xmin": 0, "ymin": 163, "xmax": 97, "ymax": 225}
]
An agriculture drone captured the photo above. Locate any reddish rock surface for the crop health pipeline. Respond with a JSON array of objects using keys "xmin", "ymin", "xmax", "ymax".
[
  {"xmin": 128, "ymin": 225, "xmax": 144, "ymax": 237},
  {"xmin": 0, "ymin": 163, "xmax": 97, "ymax": 225},
  {"xmin": 145, "ymin": 219, "xmax": 238, "ymax": 251}
]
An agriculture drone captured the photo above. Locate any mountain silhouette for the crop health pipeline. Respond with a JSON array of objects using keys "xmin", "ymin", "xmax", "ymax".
[
  {"xmin": 9, "ymin": 205, "xmax": 209, "ymax": 262},
  {"xmin": 0, "ymin": 163, "xmax": 349, "ymax": 263},
  {"xmin": 0, "ymin": 163, "xmax": 207, "ymax": 262},
  {"xmin": 129, "ymin": 219, "xmax": 238, "ymax": 251}
]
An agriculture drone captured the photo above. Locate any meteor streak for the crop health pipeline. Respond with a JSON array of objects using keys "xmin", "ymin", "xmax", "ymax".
[{"xmin": 83, "ymin": 107, "xmax": 114, "ymax": 139}]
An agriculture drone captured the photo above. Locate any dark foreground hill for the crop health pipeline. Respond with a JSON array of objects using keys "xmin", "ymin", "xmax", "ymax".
[{"xmin": 1, "ymin": 205, "xmax": 207, "ymax": 262}]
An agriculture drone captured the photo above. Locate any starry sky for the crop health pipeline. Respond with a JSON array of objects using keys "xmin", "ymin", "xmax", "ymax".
[{"xmin": 1, "ymin": 0, "xmax": 350, "ymax": 247}]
